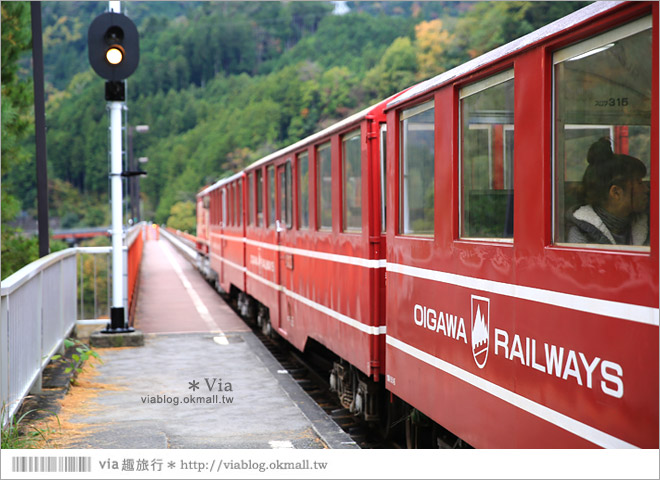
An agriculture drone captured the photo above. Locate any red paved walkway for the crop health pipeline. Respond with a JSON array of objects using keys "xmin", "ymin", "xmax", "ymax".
[{"xmin": 134, "ymin": 238, "xmax": 250, "ymax": 334}]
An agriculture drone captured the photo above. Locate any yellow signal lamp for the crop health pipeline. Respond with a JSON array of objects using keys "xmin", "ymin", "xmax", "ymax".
[{"xmin": 106, "ymin": 45, "xmax": 124, "ymax": 65}]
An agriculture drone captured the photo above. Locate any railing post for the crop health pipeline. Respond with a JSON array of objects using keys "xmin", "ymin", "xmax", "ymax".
[
  {"xmin": 59, "ymin": 258, "xmax": 65, "ymax": 340},
  {"xmin": 30, "ymin": 271, "xmax": 44, "ymax": 394},
  {"xmin": 123, "ymin": 245, "xmax": 128, "ymax": 320},
  {"xmin": 1, "ymin": 295, "xmax": 9, "ymax": 418}
]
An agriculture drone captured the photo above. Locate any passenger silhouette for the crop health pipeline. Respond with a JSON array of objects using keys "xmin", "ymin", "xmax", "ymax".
[{"xmin": 566, "ymin": 137, "xmax": 649, "ymax": 245}]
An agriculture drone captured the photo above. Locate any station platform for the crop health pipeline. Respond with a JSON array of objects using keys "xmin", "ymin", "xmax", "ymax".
[{"xmin": 43, "ymin": 238, "xmax": 358, "ymax": 449}]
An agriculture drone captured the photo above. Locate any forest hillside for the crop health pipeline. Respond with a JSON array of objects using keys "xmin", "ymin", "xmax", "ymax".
[{"xmin": 1, "ymin": 1, "xmax": 589, "ymax": 278}]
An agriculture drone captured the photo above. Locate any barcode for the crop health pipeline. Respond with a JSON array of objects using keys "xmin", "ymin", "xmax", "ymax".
[{"xmin": 11, "ymin": 456, "xmax": 91, "ymax": 473}]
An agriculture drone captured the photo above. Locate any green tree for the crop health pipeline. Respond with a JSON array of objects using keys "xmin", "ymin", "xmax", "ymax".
[
  {"xmin": 1, "ymin": 2, "xmax": 38, "ymax": 279},
  {"xmin": 363, "ymin": 37, "xmax": 418, "ymax": 101},
  {"xmin": 166, "ymin": 201, "xmax": 196, "ymax": 233}
]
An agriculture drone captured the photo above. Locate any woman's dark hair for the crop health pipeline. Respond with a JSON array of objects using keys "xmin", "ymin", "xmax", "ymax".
[{"xmin": 581, "ymin": 137, "xmax": 646, "ymax": 206}]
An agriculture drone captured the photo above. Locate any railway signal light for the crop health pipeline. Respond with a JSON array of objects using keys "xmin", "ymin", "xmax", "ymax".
[{"xmin": 88, "ymin": 12, "xmax": 139, "ymax": 82}]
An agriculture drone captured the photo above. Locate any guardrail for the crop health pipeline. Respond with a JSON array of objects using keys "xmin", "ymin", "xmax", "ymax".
[
  {"xmin": 160, "ymin": 227, "xmax": 197, "ymax": 263},
  {"xmin": 1, "ymin": 223, "xmax": 146, "ymax": 426}
]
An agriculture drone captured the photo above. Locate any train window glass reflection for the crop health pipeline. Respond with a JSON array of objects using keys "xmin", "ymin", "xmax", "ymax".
[
  {"xmin": 222, "ymin": 188, "xmax": 227, "ymax": 227},
  {"xmin": 268, "ymin": 165, "xmax": 276, "ymax": 228},
  {"xmin": 279, "ymin": 162, "xmax": 292, "ymax": 229},
  {"xmin": 237, "ymin": 179, "xmax": 242, "ymax": 227},
  {"xmin": 553, "ymin": 17, "xmax": 652, "ymax": 249},
  {"xmin": 460, "ymin": 70, "xmax": 514, "ymax": 240},
  {"xmin": 256, "ymin": 169, "xmax": 263, "ymax": 227},
  {"xmin": 228, "ymin": 184, "xmax": 234, "ymax": 226},
  {"xmin": 343, "ymin": 130, "xmax": 362, "ymax": 232},
  {"xmin": 248, "ymin": 173, "xmax": 254, "ymax": 226},
  {"xmin": 317, "ymin": 142, "xmax": 332, "ymax": 231},
  {"xmin": 400, "ymin": 101, "xmax": 434, "ymax": 236},
  {"xmin": 380, "ymin": 124, "xmax": 387, "ymax": 233},
  {"xmin": 298, "ymin": 152, "xmax": 309, "ymax": 229}
]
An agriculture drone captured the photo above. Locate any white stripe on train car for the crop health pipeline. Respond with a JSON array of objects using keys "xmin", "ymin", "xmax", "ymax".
[
  {"xmin": 386, "ymin": 263, "xmax": 660, "ymax": 327},
  {"xmin": 245, "ymin": 270, "xmax": 386, "ymax": 336},
  {"xmin": 386, "ymin": 335, "xmax": 638, "ymax": 449},
  {"xmin": 244, "ymin": 237, "xmax": 385, "ymax": 268},
  {"xmin": 211, "ymin": 252, "xmax": 246, "ymax": 273}
]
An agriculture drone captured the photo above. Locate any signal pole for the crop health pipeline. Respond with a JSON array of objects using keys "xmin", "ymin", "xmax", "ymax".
[
  {"xmin": 108, "ymin": 1, "xmax": 128, "ymax": 331},
  {"xmin": 88, "ymin": 0, "xmax": 140, "ymax": 333},
  {"xmin": 108, "ymin": 97, "xmax": 127, "ymax": 331}
]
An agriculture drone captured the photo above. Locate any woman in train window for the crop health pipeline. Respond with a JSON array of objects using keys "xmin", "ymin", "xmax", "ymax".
[{"xmin": 566, "ymin": 137, "xmax": 649, "ymax": 246}]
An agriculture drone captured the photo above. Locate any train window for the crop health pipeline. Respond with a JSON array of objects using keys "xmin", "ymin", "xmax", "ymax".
[
  {"xmin": 400, "ymin": 101, "xmax": 434, "ymax": 236},
  {"xmin": 380, "ymin": 124, "xmax": 387, "ymax": 233},
  {"xmin": 317, "ymin": 142, "xmax": 332, "ymax": 231},
  {"xmin": 460, "ymin": 70, "xmax": 514, "ymax": 240},
  {"xmin": 553, "ymin": 16, "xmax": 652, "ymax": 249},
  {"xmin": 213, "ymin": 190, "xmax": 222, "ymax": 225},
  {"xmin": 248, "ymin": 173, "xmax": 254, "ymax": 226},
  {"xmin": 229, "ymin": 184, "xmax": 235, "ymax": 226},
  {"xmin": 342, "ymin": 129, "xmax": 362, "ymax": 232},
  {"xmin": 231, "ymin": 184, "xmax": 236, "ymax": 226},
  {"xmin": 298, "ymin": 151, "xmax": 309, "ymax": 229},
  {"xmin": 279, "ymin": 162, "xmax": 292, "ymax": 229},
  {"xmin": 268, "ymin": 165, "xmax": 276, "ymax": 227},
  {"xmin": 222, "ymin": 188, "xmax": 227, "ymax": 227},
  {"xmin": 256, "ymin": 169, "xmax": 264, "ymax": 227},
  {"xmin": 236, "ymin": 180, "xmax": 243, "ymax": 227}
]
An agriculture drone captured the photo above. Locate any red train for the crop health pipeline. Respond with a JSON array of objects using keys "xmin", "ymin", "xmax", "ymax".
[{"xmin": 194, "ymin": 1, "xmax": 658, "ymax": 448}]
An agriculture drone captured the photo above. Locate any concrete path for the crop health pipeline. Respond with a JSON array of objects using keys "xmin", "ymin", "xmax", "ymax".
[{"xmin": 42, "ymin": 236, "xmax": 356, "ymax": 449}]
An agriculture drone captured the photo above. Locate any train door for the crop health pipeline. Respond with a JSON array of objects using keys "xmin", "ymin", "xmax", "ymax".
[{"xmin": 276, "ymin": 161, "xmax": 294, "ymax": 337}]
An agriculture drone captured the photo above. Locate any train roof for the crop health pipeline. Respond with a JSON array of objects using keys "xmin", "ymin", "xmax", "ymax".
[
  {"xmin": 387, "ymin": 1, "xmax": 625, "ymax": 109},
  {"xmin": 197, "ymin": 170, "xmax": 244, "ymax": 197}
]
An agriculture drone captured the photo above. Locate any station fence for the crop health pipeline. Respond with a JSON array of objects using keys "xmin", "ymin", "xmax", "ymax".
[{"xmin": 0, "ymin": 222, "xmax": 146, "ymax": 426}]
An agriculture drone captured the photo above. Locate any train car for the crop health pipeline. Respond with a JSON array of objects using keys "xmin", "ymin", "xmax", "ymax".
[
  {"xmin": 238, "ymin": 98, "xmax": 395, "ymax": 418},
  {"xmin": 197, "ymin": 172, "xmax": 247, "ymax": 294},
  {"xmin": 195, "ymin": 0, "xmax": 658, "ymax": 448},
  {"xmin": 382, "ymin": 0, "xmax": 658, "ymax": 448},
  {"xmin": 196, "ymin": 96, "xmax": 398, "ymax": 419}
]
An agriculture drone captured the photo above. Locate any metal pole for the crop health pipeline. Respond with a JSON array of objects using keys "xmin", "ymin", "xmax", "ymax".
[
  {"xmin": 108, "ymin": 101, "xmax": 126, "ymax": 330},
  {"xmin": 31, "ymin": 2, "xmax": 49, "ymax": 258}
]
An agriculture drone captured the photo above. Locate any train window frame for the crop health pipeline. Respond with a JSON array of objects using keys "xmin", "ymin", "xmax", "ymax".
[
  {"xmin": 267, "ymin": 165, "xmax": 276, "ymax": 228},
  {"xmin": 399, "ymin": 100, "xmax": 435, "ymax": 237},
  {"xmin": 297, "ymin": 151, "xmax": 310, "ymax": 230},
  {"xmin": 552, "ymin": 15, "xmax": 652, "ymax": 252},
  {"xmin": 459, "ymin": 69, "xmax": 515, "ymax": 242},
  {"xmin": 317, "ymin": 141, "xmax": 333, "ymax": 231},
  {"xmin": 256, "ymin": 169, "xmax": 264, "ymax": 227},
  {"xmin": 342, "ymin": 129, "xmax": 362, "ymax": 233}
]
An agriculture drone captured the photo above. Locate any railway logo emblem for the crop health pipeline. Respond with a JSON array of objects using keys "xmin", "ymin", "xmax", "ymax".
[{"xmin": 471, "ymin": 295, "xmax": 490, "ymax": 369}]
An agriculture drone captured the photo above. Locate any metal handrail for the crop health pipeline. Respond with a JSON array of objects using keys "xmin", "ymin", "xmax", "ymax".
[
  {"xmin": 1, "ymin": 222, "xmax": 147, "ymax": 426},
  {"xmin": 0, "ymin": 249, "xmax": 77, "ymax": 297}
]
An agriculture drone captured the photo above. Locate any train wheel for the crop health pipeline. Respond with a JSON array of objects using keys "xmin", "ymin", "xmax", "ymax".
[
  {"xmin": 405, "ymin": 407, "xmax": 434, "ymax": 448},
  {"xmin": 380, "ymin": 395, "xmax": 405, "ymax": 441},
  {"xmin": 405, "ymin": 411, "xmax": 419, "ymax": 449},
  {"xmin": 257, "ymin": 305, "xmax": 271, "ymax": 337}
]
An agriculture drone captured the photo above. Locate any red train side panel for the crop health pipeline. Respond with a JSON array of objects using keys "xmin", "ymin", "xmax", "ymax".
[{"xmin": 383, "ymin": 1, "xmax": 658, "ymax": 448}]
